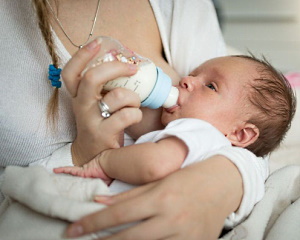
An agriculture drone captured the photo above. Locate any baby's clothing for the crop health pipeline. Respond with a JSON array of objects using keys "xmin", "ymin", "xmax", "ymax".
[
  {"xmin": 111, "ymin": 118, "xmax": 268, "ymax": 227},
  {"xmin": 110, "ymin": 118, "xmax": 231, "ymax": 192}
]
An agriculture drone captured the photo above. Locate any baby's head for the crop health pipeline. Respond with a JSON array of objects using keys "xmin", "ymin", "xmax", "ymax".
[
  {"xmin": 235, "ymin": 54, "xmax": 296, "ymax": 156},
  {"xmin": 162, "ymin": 55, "xmax": 296, "ymax": 157}
]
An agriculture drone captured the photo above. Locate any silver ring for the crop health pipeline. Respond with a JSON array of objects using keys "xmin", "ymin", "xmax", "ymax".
[{"xmin": 98, "ymin": 100, "xmax": 111, "ymax": 118}]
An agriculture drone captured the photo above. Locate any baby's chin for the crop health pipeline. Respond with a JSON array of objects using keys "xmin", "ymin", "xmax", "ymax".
[{"xmin": 161, "ymin": 111, "xmax": 177, "ymax": 126}]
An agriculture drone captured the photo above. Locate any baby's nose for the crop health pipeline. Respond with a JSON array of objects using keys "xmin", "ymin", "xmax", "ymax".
[{"xmin": 180, "ymin": 76, "xmax": 198, "ymax": 91}]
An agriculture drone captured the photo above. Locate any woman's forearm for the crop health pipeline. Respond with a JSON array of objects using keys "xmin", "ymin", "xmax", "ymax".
[{"xmin": 186, "ymin": 155, "xmax": 243, "ymax": 218}]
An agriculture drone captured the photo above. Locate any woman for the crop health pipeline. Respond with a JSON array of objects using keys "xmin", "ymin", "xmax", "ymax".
[{"xmin": 0, "ymin": 0, "xmax": 267, "ymax": 239}]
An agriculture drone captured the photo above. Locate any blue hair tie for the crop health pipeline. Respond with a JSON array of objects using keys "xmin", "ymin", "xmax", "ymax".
[{"xmin": 48, "ymin": 64, "xmax": 62, "ymax": 88}]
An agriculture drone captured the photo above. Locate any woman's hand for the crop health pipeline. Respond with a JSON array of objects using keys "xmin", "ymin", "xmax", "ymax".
[
  {"xmin": 64, "ymin": 155, "xmax": 243, "ymax": 240},
  {"xmin": 62, "ymin": 38, "xmax": 142, "ymax": 166}
]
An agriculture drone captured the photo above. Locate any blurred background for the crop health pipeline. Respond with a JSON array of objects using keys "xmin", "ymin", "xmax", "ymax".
[{"xmin": 213, "ymin": 0, "xmax": 300, "ymax": 73}]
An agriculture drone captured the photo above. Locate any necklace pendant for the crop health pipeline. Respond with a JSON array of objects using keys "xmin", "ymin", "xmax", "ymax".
[{"xmin": 46, "ymin": 0, "xmax": 100, "ymax": 50}]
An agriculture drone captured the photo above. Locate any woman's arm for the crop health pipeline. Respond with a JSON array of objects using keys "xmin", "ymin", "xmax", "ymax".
[
  {"xmin": 205, "ymin": 147, "xmax": 268, "ymax": 227},
  {"xmin": 65, "ymin": 155, "xmax": 243, "ymax": 240}
]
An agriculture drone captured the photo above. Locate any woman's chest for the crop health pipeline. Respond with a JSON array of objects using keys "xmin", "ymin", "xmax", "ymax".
[
  {"xmin": 52, "ymin": 0, "xmax": 160, "ymax": 58},
  {"xmin": 50, "ymin": 0, "xmax": 180, "ymax": 82}
]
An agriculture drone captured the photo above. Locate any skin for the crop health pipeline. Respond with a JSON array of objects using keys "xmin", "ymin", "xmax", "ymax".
[
  {"xmin": 49, "ymin": 0, "xmax": 244, "ymax": 239},
  {"xmin": 162, "ymin": 56, "xmax": 260, "ymax": 147},
  {"xmin": 162, "ymin": 57, "xmax": 251, "ymax": 129}
]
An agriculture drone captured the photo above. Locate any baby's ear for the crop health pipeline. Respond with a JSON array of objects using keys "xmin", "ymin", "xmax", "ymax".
[{"xmin": 226, "ymin": 123, "xmax": 259, "ymax": 148}]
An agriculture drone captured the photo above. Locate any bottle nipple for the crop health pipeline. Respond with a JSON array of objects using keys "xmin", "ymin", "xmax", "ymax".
[{"xmin": 163, "ymin": 86, "xmax": 179, "ymax": 108}]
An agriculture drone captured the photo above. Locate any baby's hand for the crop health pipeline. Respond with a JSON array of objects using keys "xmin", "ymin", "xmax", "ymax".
[{"xmin": 54, "ymin": 159, "xmax": 112, "ymax": 185}]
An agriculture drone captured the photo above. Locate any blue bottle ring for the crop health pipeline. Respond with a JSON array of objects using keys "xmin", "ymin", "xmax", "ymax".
[{"xmin": 141, "ymin": 67, "xmax": 172, "ymax": 109}]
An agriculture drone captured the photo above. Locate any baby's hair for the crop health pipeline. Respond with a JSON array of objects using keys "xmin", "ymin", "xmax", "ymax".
[
  {"xmin": 234, "ymin": 54, "xmax": 297, "ymax": 157},
  {"xmin": 32, "ymin": 0, "xmax": 60, "ymax": 125}
]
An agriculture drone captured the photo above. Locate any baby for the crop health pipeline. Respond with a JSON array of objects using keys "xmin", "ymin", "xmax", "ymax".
[{"xmin": 55, "ymin": 55, "xmax": 296, "ymax": 192}]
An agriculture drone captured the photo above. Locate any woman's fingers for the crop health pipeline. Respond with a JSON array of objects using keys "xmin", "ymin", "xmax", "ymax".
[
  {"xmin": 62, "ymin": 37, "xmax": 138, "ymax": 98},
  {"xmin": 76, "ymin": 61, "xmax": 138, "ymax": 105},
  {"xmin": 74, "ymin": 86, "xmax": 142, "ymax": 136},
  {"xmin": 100, "ymin": 87, "xmax": 141, "ymax": 114},
  {"xmin": 71, "ymin": 89, "xmax": 142, "ymax": 164},
  {"xmin": 98, "ymin": 109, "xmax": 142, "ymax": 148},
  {"xmin": 66, "ymin": 192, "xmax": 156, "ymax": 237},
  {"xmin": 62, "ymin": 38, "xmax": 102, "ymax": 97},
  {"xmin": 99, "ymin": 217, "xmax": 175, "ymax": 240}
]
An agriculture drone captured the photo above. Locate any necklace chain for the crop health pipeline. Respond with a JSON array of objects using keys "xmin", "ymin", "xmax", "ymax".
[{"xmin": 45, "ymin": 0, "xmax": 101, "ymax": 49}]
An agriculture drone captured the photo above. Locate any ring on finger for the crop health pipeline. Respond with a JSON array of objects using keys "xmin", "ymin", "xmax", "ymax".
[{"xmin": 98, "ymin": 99, "xmax": 111, "ymax": 118}]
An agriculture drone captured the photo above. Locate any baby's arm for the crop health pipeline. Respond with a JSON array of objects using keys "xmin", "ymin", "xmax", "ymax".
[
  {"xmin": 55, "ymin": 137, "xmax": 188, "ymax": 185},
  {"xmin": 101, "ymin": 136, "xmax": 188, "ymax": 184}
]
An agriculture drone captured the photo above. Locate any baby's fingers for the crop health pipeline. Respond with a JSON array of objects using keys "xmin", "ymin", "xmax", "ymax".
[
  {"xmin": 65, "ymin": 191, "xmax": 157, "ymax": 238},
  {"xmin": 53, "ymin": 166, "xmax": 82, "ymax": 176}
]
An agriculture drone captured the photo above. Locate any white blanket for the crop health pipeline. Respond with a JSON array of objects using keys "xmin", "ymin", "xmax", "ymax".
[
  {"xmin": 1, "ymin": 164, "xmax": 300, "ymax": 240},
  {"xmin": 221, "ymin": 165, "xmax": 300, "ymax": 240},
  {"xmin": 0, "ymin": 166, "xmax": 133, "ymax": 240}
]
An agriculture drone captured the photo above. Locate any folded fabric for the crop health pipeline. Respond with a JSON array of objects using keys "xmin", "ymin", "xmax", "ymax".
[
  {"xmin": 2, "ymin": 165, "xmax": 300, "ymax": 240},
  {"xmin": 1, "ymin": 166, "xmax": 110, "ymax": 221},
  {"xmin": 0, "ymin": 166, "xmax": 132, "ymax": 240}
]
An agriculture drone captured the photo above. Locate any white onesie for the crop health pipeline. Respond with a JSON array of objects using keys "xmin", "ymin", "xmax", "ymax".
[{"xmin": 111, "ymin": 118, "xmax": 269, "ymax": 227}]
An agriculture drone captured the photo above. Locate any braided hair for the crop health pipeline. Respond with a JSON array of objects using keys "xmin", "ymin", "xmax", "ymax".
[{"xmin": 32, "ymin": 0, "xmax": 60, "ymax": 125}]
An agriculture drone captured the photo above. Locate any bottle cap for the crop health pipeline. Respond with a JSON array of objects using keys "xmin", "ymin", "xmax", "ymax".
[{"xmin": 141, "ymin": 67, "xmax": 175, "ymax": 109}]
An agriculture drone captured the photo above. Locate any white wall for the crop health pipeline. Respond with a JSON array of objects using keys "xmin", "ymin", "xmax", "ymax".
[{"xmin": 218, "ymin": 0, "xmax": 300, "ymax": 72}]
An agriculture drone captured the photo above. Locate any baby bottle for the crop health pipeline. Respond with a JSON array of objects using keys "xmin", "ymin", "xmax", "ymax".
[{"xmin": 83, "ymin": 36, "xmax": 179, "ymax": 109}]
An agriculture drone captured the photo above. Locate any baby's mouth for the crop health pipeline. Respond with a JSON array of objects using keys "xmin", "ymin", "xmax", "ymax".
[{"xmin": 164, "ymin": 104, "xmax": 179, "ymax": 113}]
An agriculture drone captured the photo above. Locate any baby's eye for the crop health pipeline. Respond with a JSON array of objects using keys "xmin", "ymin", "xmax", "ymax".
[{"xmin": 206, "ymin": 83, "xmax": 217, "ymax": 91}]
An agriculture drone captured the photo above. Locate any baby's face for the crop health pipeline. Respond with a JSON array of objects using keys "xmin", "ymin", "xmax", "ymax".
[{"xmin": 161, "ymin": 56, "xmax": 259, "ymax": 135}]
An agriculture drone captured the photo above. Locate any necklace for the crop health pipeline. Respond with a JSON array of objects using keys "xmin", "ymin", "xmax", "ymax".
[{"xmin": 46, "ymin": 0, "xmax": 101, "ymax": 49}]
